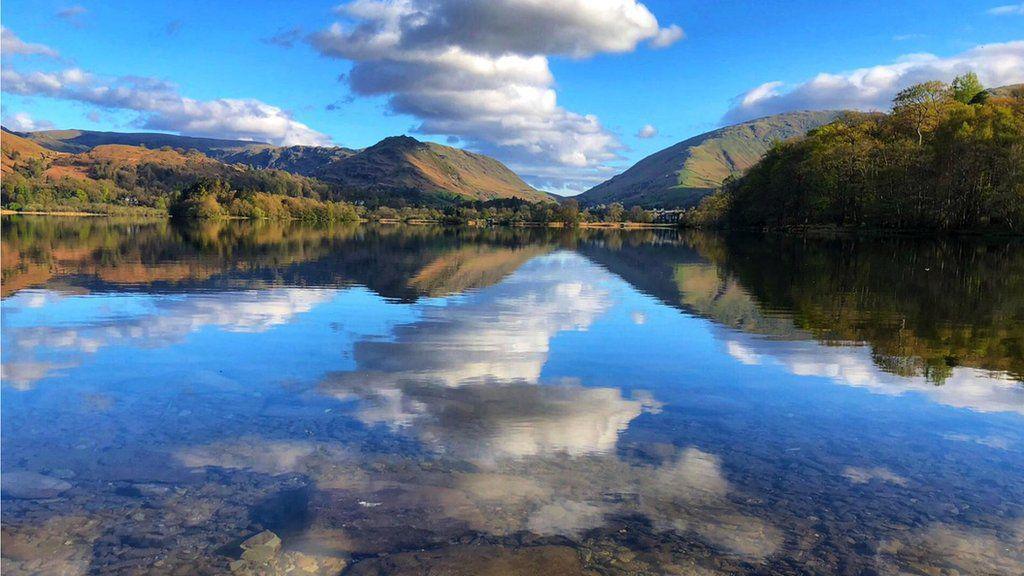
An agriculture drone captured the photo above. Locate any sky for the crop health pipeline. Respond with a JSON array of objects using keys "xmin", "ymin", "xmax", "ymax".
[{"xmin": 2, "ymin": 1, "xmax": 1024, "ymax": 193}]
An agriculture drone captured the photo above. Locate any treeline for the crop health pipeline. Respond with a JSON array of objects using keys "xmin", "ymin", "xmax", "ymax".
[
  {"xmin": 2, "ymin": 142, "xmax": 665, "ymax": 225},
  {"xmin": 164, "ymin": 182, "xmax": 663, "ymax": 225},
  {"xmin": 168, "ymin": 180, "xmax": 360, "ymax": 223},
  {"xmin": 686, "ymin": 74, "xmax": 1024, "ymax": 231}
]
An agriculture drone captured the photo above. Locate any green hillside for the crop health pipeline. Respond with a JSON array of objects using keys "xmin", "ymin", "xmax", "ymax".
[
  {"xmin": 317, "ymin": 136, "xmax": 553, "ymax": 204},
  {"xmin": 23, "ymin": 129, "xmax": 269, "ymax": 157},
  {"xmin": 691, "ymin": 79, "xmax": 1024, "ymax": 231},
  {"xmin": 578, "ymin": 111, "xmax": 842, "ymax": 208}
]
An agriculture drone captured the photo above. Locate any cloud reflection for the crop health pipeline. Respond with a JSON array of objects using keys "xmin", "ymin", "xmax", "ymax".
[
  {"xmin": 720, "ymin": 333, "xmax": 1024, "ymax": 415},
  {"xmin": 320, "ymin": 253, "xmax": 664, "ymax": 462},
  {"xmin": 1, "ymin": 288, "xmax": 336, "ymax": 389}
]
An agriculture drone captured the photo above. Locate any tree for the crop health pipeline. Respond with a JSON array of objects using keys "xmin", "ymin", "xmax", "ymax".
[
  {"xmin": 169, "ymin": 180, "xmax": 228, "ymax": 220},
  {"xmin": 607, "ymin": 202, "xmax": 625, "ymax": 222},
  {"xmin": 892, "ymin": 80, "xmax": 950, "ymax": 145},
  {"xmin": 557, "ymin": 199, "xmax": 581, "ymax": 227},
  {"xmin": 628, "ymin": 205, "xmax": 651, "ymax": 223},
  {"xmin": 951, "ymin": 72, "xmax": 984, "ymax": 104}
]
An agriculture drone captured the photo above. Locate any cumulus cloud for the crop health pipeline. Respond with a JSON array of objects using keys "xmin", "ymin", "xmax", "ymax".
[
  {"xmin": 636, "ymin": 124, "xmax": 658, "ymax": 138},
  {"xmin": 987, "ymin": 3, "xmax": 1024, "ymax": 15},
  {"xmin": 725, "ymin": 41, "xmax": 1024, "ymax": 123},
  {"xmin": 2, "ymin": 111, "xmax": 55, "ymax": 132},
  {"xmin": 1, "ymin": 26, "xmax": 60, "ymax": 59},
  {"xmin": 651, "ymin": 24, "xmax": 685, "ymax": 48},
  {"xmin": 1, "ymin": 58, "xmax": 330, "ymax": 145},
  {"xmin": 309, "ymin": 0, "xmax": 683, "ymax": 188}
]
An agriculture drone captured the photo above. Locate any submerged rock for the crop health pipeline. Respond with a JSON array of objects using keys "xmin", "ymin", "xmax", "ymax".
[
  {"xmin": 242, "ymin": 530, "xmax": 282, "ymax": 553},
  {"xmin": 240, "ymin": 530, "xmax": 282, "ymax": 563},
  {"xmin": 231, "ymin": 530, "xmax": 347, "ymax": 575},
  {"xmin": 1, "ymin": 470, "xmax": 72, "ymax": 499}
]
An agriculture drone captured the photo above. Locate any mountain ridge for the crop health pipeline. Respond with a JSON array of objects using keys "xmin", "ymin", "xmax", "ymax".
[
  {"xmin": 8, "ymin": 128, "xmax": 552, "ymax": 205},
  {"xmin": 578, "ymin": 110, "xmax": 844, "ymax": 209}
]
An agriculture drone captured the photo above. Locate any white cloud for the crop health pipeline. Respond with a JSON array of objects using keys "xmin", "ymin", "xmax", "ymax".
[
  {"xmin": 1, "ymin": 63, "xmax": 330, "ymax": 145},
  {"xmin": 987, "ymin": 3, "xmax": 1024, "ymax": 15},
  {"xmin": 0, "ymin": 26, "xmax": 60, "ymax": 59},
  {"xmin": 310, "ymin": 0, "xmax": 682, "ymax": 188},
  {"xmin": 2, "ymin": 111, "xmax": 55, "ymax": 132},
  {"xmin": 651, "ymin": 24, "xmax": 685, "ymax": 48},
  {"xmin": 636, "ymin": 124, "xmax": 658, "ymax": 139},
  {"xmin": 725, "ymin": 41, "xmax": 1024, "ymax": 123}
]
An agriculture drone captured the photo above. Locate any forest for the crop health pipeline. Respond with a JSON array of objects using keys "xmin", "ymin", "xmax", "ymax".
[{"xmin": 686, "ymin": 75, "xmax": 1024, "ymax": 232}]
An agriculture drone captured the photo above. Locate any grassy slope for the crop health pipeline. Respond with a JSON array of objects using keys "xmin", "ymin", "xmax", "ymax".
[
  {"xmin": 23, "ymin": 129, "xmax": 267, "ymax": 157},
  {"xmin": 579, "ymin": 111, "xmax": 843, "ymax": 209},
  {"xmin": 2, "ymin": 129, "xmax": 58, "ymax": 175},
  {"xmin": 318, "ymin": 136, "xmax": 554, "ymax": 204},
  {"xmin": 17, "ymin": 129, "xmax": 550, "ymax": 205}
]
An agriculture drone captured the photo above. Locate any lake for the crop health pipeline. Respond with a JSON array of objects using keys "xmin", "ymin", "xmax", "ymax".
[{"xmin": 2, "ymin": 215, "xmax": 1022, "ymax": 576}]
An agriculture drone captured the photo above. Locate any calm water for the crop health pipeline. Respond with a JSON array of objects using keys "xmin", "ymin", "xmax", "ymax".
[{"xmin": 2, "ymin": 216, "xmax": 1022, "ymax": 576}]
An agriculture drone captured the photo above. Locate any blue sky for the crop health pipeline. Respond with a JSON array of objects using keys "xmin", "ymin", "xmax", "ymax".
[{"xmin": 2, "ymin": 1, "xmax": 1023, "ymax": 192}]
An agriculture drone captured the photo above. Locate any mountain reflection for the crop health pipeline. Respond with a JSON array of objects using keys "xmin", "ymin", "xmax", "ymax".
[
  {"xmin": 4, "ymin": 217, "xmax": 1023, "ymax": 575},
  {"xmin": 577, "ymin": 231, "xmax": 1024, "ymax": 411},
  {"xmin": 1, "ymin": 216, "xmax": 558, "ymax": 299}
]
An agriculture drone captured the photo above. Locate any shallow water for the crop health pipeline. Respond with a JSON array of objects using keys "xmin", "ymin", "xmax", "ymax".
[{"xmin": 2, "ymin": 216, "xmax": 1022, "ymax": 575}]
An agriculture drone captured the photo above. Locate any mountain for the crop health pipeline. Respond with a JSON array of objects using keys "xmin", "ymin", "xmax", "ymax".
[
  {"xmin": 21, "ymin": 129, "xmax": 275, "ymax": 157},
  {"xmin": 2, "ymin": 128, "xmax": 57, "ymax": 175},
  {"xmin": 986, "ymin": 84, "xmax": 1024, "ymax": 99},
  {"xmin": 223, "ymin": 136, "xmax": 553, "ymax": 204},
  {"xmin": 313, "ymin": 136, "xmax": 552, "ymax": 204},
  {"xmin": 218, "ymin": 145, "xmax": 357, "ymax": 174},
  {"xmin": 15, "ymin": 129, "xmax": 551, "ymax": 205},
  {"xmin": 578, "ymin": 111, "xmax": 843, "ymax": 209}
]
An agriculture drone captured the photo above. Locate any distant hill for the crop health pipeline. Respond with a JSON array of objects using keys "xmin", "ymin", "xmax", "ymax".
[
  {"xmin": 218, "ymin": 145, "xmax": 357, "ymax": 174},
  {"xmin": 986, "ymin": 84, "xmax": 1024, "ymax": 99},
  {"xmin": 22, "ymin": 129, "xmax": 269, "ymax": 157},
  {"xmin": 15, "ymin": 129, "xmax": 551, "ymax": 205},
  {"xmin": 314, "ymin": 136, "xmax": 552, "ymax": 204},
  {"xmin": 578, "ymin": 111, "xmax": 843, "ymax": 209}
]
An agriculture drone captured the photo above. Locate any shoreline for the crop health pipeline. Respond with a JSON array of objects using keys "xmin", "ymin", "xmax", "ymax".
[
  {"xmin": 1, "ymin": 210, "xmax": 677, "ymax": 229},
  {"xmin": 5, "ymin": 211, "xmax": 1019, "ymax": 235},
  {"xmin": 1, "ymin": 209, "xmax": 131, "ymax": 217}
]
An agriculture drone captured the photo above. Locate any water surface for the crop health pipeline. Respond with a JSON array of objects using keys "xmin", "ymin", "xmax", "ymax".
[{"xmin": 2, "ymin": 216, "xmax": 1022, "ymax": 575}]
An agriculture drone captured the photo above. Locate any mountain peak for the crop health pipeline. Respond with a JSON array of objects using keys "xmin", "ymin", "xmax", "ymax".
[
  {"xmin": 374, "ymin": 135, "xmax": 422, "ymax": 149},
  {"xmin": 578, "ymin": 110, "xmax": 843, "ymax": 209}
]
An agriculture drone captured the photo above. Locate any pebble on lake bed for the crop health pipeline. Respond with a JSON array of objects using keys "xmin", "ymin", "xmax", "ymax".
[{"xmin": 230, "ymin": 530, "xmax": 348, "ymax": 575}]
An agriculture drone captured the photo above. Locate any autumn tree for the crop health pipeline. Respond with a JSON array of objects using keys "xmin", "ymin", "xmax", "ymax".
[
  {"xmin": 950, "ymin": 72, "xmax": 984, "ymax": 104},
  {"xmin": 892, "ymin": 80, "xmax": 950, "ymax": 145}
]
